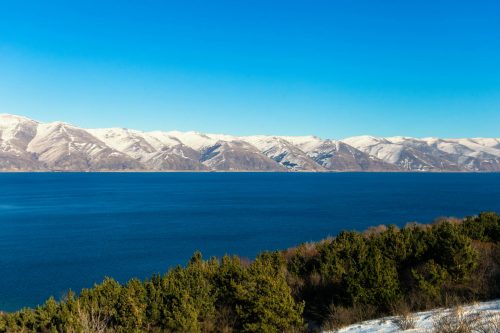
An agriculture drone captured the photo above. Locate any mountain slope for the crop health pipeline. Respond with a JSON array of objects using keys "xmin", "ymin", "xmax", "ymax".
[
  {"xmin": 88, "ymin": 128, "xmax": 207, "ymax": 170},
  {"xmin": 288, "ymin": 137, "xmax": 401, "ymax": 171},
  {"xmin": 245, "ymin": 136, "xmax": 325, "ymax": 171},
  {"xmin": 27, "ymin": 122, "xmax": 143, "ymax": 171},
  {"xmin": 199, "ymin": 140, "xmax": 285, "ymax": 171},
  {"xmin": 343, "ymin": 135, "xmax": 500, "ymax": 171},
  {"xmin": 0, "ymin": 114, "xmax": 43, "ymax": 170},
  {"xmin": 0, "ymin": 114, "xmax": 499, "ymax": 172}
]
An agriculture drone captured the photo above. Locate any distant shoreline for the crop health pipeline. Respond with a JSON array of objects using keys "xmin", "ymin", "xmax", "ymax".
[{"xmin": 0, "ymin": 170, "xmax": 499, "ymax": 173}]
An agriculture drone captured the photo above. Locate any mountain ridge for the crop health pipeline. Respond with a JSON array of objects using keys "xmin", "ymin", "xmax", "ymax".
[{"xmin": 1, "ymin": 114, "xmax": 499, "ymax": 172}]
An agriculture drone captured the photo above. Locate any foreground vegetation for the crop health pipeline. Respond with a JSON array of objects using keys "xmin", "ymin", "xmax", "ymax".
[{"xmin": 1, "ymin": 212, "xmax": 499, "ymax": 332}]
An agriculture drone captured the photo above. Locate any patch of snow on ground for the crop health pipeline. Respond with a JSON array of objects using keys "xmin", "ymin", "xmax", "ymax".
[{"xmin": 324, "ymin": 299, "xmax": 500, "ymax": 333}]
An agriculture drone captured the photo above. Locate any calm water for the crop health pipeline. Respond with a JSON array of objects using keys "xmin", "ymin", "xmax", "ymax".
[{"xmin": 1, "ymin": 172, "xmax": 499, "ymax": 311}]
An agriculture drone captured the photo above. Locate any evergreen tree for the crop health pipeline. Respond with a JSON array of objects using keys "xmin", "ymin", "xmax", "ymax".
[{"xmin": 235, "ymin": 255, "xmax": 304, "ymax": 332}]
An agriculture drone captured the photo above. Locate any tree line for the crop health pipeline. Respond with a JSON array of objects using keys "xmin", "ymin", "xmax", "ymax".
[{"xmin": 1, "ymin": 212, "xmax": 499, "ymax": 332}]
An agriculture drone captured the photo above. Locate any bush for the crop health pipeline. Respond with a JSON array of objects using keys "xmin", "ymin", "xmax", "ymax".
[
  {"xmin": 321, "ymin": 303, "xmax": 376, "ymax": 331},
  {"xmin": 392, "ymin": 312, "xmax": 417, "ymax": 331},
  {"xmin": 476, "ymin": 313, "xmax": 500, "ymax": 333},
  {"xmin": 235, "ymin": 253, "xmax": 304, "ymax": 332},
  {"xmin": 390, "ymin": 299, "xmax": 416, "ymax": 330},
  {"xmin": 431, "ymin": 307, "xmax": 480, "ymax": 333}
]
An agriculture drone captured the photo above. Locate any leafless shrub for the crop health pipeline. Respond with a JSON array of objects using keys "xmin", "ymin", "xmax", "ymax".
[
  {"xmin": 475, "ymin": 313, "xmax": 500, "ymax": 333},
  {"xmin": 393, "ymin": 312, "xmax": 417, "ymax": 330},
  {"xmin": 404, "ymin": 221, "xmax": 431, "ymax": 230},
  {"xmin": 431, "ymin": 307, "xmax": 481, "ymax": 333},
  {"xmin": 77, "ymin": 301, "xmax": 110, "ymax": 333},
  {"xmin": 309, "ymin": 271, "xmax": 321, "ymax": 286},
  {"xmin": 283, "ymin": 242, "xmax": 319, "ymax": 261},
  {"xmin": 321, "ymin": 303, "xmax": 377, "ymax": 331},
  {"xmin": 443, "ymin": 293, "xmax": 472, "ymax": 309},
  {"xmin": 433, "ymin": 216, "xmax": 462, "ymax": 226},
  {"xmin": 363, "ymin": 224, "xmax": 388, "ymax": 236},
  {"xmin": 390, "ymin": 299, "xmax": 417, "ymax": 330}
]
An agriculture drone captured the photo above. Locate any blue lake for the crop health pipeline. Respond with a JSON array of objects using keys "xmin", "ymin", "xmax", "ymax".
[{"xmin": 1, "ymin": 172, "xmax": 499, "ymax": 311}]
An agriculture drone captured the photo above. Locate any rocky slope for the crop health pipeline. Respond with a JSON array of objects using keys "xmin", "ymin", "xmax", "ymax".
[
  {"xmin": 343, "ymin": 136, "xmax": 500, "ymax": 171},
  {"xmin": 1, "ymin": 114, "xmax": 499, "ymax": 172}
]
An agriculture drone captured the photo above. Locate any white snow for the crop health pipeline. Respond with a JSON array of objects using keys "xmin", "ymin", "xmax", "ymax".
[
  {"xmin": 343, "ymin": 136, "xmax": 404, "ymax": 164},
  {"xmin": 0, "ymin": 114, "xmax": 27, "ymax": 141},
  {"xmin": 244, "ymin": 135, "xmax": 325, "ymax": 170},
  {"xmin": 342, "ymin": 135, "xmax": 500, "ymax": 170},
  {"xmin": 277, "ymin": 135, "xmax": 324, "ymax": 151},
  {"xmin": 145, "ymin": 131, "xmax": 183, "ymax": 148},
  {"xmin": 0, "ymin": 114, "xmax": 39, "ymax": 155},
  {"xmin": 2, "ymin": 113, "xmax": 500, "ymax": 171},
  {"xmin": 163, "ymin": 130, "xmax": 237, "ymax": 150},
  {"xmin": 324, "ymin": 300, "xmax": 500, "ymax": 333},
  {"xmin": 88, "ymin": 128, "xmax": 159, "ymax": 159},
  {"xmin": 453, "ymin": 138, "xmax": 500, "ymax": 157}
]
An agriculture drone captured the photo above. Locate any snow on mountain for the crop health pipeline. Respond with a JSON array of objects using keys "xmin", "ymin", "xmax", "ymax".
[
  {"xmin": 27, "ymin": 121, "xmax": 142, "ymax": 171},
  {"xmin": 470, "ymin": 138, "xmax": 500, "ymax": 149},
  {"xmin": 298, "ymin": 139, "xmax": 401, "ymax": 171},
  {"xmin": 421, "ymin": 138, "xmax": 500, "ymax": 171},
  {"xmin": 279, "ymin": 135, "xmax": 324, "ymax": 152},
  {"xmin": 343, "ymin": 136, "xmax": 406, "ymax": 164},
  {"xmin": 325, "ymin": 299, "xmax": 500, "ymax": 333},
  {"xmin": 424, "ymin": 138, "xmax": 500, "ymax": 159},
  {"xmin": 0, "ymin": 114, "xmax": 38, "ymax": 144},
  {"xmin": 0, "ymin": 114, "xmax": 499, "ymax": 172},
  {"xmin": 88, "ymin": 128, "xmax": 160, "ymax": 160},
  {"xmin": 164, "ymin": 130, "xmax": 237, "ymax": 151},
  {"xmin": 145, "ymin": 131, "xmax": 184, "ymax": 148},
  {"xmin": 199, "ymin": 140, "xmax": 285, "ymax": 171},
  {"xmin": 245, "ymin": 136, "xmax": 325, "ymax": 171},
  {"xmin": 88, "ymin": 128, "xmax": 207, "ymax": 170},
  {"xmin": 0, "ymin": 114, "xmax": 43, "ymax": 170},
  {"xmin": 342, "ymin": 135, "xmax": 500, "ymax": 171},
  {"xmin": 454, "ymin": 138, "xmax": 500, "ymax": 154},
  {"xmin": 143, "ymin": 145, "xmax": 208, "ymax": 170}
]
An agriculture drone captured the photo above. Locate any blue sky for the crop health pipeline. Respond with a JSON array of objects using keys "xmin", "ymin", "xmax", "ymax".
[{"xmin": 0, "ymin": 1, "xmax": 498, "ymax": 138}]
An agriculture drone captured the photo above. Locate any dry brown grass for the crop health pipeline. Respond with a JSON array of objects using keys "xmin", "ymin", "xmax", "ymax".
[
  {"xmin": 363, "ymin": 224, "xmax": 389, "ymax": 236},
  {"xmin": 321, "ymin": 303, "xmax": 377, "ymax": 331},
  {"xmin": 392, "ymin": 312, "xmax": 417, "ymax": 331},
  {"xmin": 431, "ymin": 307, "xmax": 500, "ymax": 333},
  {"xmin": 389, "ymin": 299, "xmax": 417, "ymax": 331},
  {"xmin": 475, "ymin": 313, "xmax": 500, "ymax": 333}
]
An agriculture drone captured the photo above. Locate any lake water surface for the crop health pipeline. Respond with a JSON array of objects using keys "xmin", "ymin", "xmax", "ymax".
[{"xmin": 1, "ymin": 172, "xmax": 499, "ymax": 311}]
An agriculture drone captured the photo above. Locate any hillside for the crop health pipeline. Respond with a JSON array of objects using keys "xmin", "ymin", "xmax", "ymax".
[{"xmin": 1, "ymin": 114, "xmax": 500, "ymax": 172}]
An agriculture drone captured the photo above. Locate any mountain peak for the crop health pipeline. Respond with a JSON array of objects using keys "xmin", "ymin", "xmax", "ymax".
[
  {"xmin": 0, "ymin": 113, "xmax": 39, "ymax": 124},
  {"xmin": 0, "ymin": 114, "xmax": 499, "ymax": 172}
]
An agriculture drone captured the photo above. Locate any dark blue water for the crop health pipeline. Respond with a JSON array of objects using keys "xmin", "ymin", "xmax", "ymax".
[{"xmin": 1, "ymin": 172, "xmax": 499, "ymax": 311}]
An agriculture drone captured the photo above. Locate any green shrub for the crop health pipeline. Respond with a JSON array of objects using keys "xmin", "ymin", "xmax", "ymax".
[{"xmin": 235, "ymin": 254, "xmax": 304, "ymax": 332}]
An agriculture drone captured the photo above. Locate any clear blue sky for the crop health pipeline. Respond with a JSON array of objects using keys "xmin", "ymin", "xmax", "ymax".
[{"xmin": 0, "ymin": 1, "xmax": 498, "ymax": 138}]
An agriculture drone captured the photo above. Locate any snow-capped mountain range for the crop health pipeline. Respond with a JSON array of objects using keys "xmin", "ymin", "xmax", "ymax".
[{"xmin": 1, "ymin": 113, "xmax": 499, "ymax": 172}]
